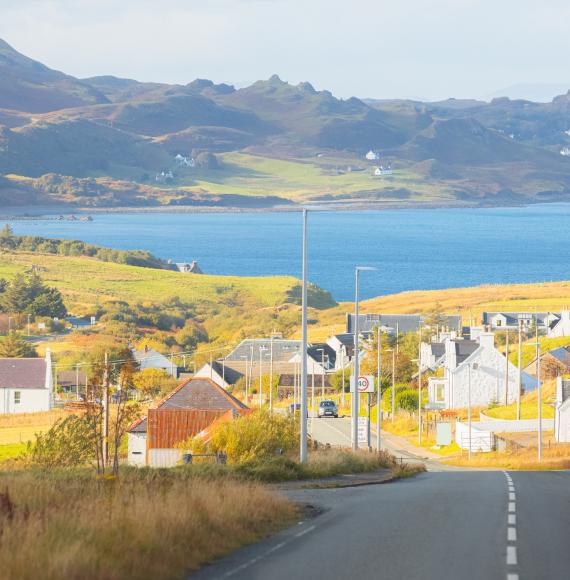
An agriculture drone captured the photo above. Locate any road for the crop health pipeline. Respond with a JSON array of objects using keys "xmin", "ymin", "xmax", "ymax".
[{"xmin": 192, "ymin": 419, "xmax": 570, "ymax": 580}]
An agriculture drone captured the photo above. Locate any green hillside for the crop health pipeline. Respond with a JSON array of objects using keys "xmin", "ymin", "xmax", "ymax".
[{"xmin": 1, "ymin": 39, "xmax": 570, "ymax": 209}]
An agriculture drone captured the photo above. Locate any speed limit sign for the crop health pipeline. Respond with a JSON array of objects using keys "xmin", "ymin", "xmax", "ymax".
[{"xmin": 350, "ymin": 375, "xmax": 375, "ymax": 393}]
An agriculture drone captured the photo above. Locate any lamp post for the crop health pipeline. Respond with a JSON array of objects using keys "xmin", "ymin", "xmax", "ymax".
[
  {"xmin": 516, "ymin": 320, "xmax": 522, "ymax": 421},
  {"xmin": 466, "ymin": 362, "xmax": 479, "ymax": 461},
  {"xmin": 386, "ymin": 348, "xmax": 396, "ymax": 423},
  {"xmin": 352, "ymin": 266, "xmax": 377, "ymax": 451},
  {"xmin": 240, "ymin": 355, "xmax": 248, "ymax": 402},
  {"xmin": 258, "ymin": 346, "xmax": 268, "ymax": 409},
  {"xmin": 269, "ymin": 336, "xmax": 274, "ymax": 414},
  {"xmin": 300, "ymin": 209, "xmax": 309, "ymax": 463},
  {"xmin": 417, "ymin": 326, "xmax": 423, "ymax": 445},
  {"xmin": 317, "ymin": 348, "xmax": 326, "ymax": 397},
  {"xmin": 376, "ymin": 326, "xmax": 382, "ymax": 451}
]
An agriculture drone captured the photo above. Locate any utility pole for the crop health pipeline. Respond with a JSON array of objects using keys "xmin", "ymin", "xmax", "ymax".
[
  {"xmin": 75, "ymin": 363, "xmax": 80, "ymax": 401},
  {"xmin": 321, "ymin": 350, "xmax": 325, "ymax": 397},
  {"xmin": 504, "ymin": 330, "xmax": 509, "ymax": 405},
  {"xmin": 300, "ymin": 209, "xmax": 309, "ymax": 463},
  {"xmin": 341, "ymin": 348, "xmax": 345, "ymax": 409},
  {"xmin": 103, "ymin": 352, "xmax": 110, "ymax": 469},
  {"xmin": 269, "ymin": 336, "xmax": 274, "ymax": 414},
  {"xmin": 468, "ymin": 363, "xmax": 472, "ymax": 461},
  {"xmin": 27, "ymin": 314, "xmax": 31, "ymax": 337},
  {"xmin": 535, "ymin": 314, "xmax": 542, "ymax": 462},
  {"xmin": 391, "ymin": 348, "xmax": 396, "ymax": 423},
  {"xmin": 517, "ymin": 321, "xmax": 522, "ymax": 420},
  {"xmin": 352, "ymin": 270, "xmax": 360, "ymax": 450},
  {"xmin": 258, "ymin": 347, "xmax": 264, "ymax": 409}
]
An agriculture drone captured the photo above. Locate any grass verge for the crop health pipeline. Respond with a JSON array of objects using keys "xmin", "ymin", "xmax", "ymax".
[{"xmin": 0, "ymin": 468, "xmax": 297, "ymax": 580}]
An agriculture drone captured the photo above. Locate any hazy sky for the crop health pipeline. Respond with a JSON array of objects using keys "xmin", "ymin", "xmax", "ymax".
[{"xmin": 1, "ymin": 0, "xmax": 569, "ymax": 101}]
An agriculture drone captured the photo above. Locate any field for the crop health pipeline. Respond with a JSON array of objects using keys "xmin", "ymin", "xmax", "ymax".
[
  {"xmin": 310, "ymin": 280, "xmax": 570, "ymax": 340},
  {"xmin": 165, "ymin": 152, "xmax": 453, "ymax": 204}
]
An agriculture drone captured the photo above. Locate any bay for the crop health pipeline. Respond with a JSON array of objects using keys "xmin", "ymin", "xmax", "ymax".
[{"xmin": 5, "ymin": 204, "xmax": 570, "ymax": 301}]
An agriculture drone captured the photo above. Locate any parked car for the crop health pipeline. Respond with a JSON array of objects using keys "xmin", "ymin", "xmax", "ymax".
[
  {"xmin": 288, "ymin": 403, "xmax": 302, "ymax": 414},
  {"xmin": 318, "ymin": 400, "xmax": 338, "ymax": 418}
]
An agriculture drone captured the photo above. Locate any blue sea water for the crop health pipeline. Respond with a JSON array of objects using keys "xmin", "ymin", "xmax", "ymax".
[{"xmin": 5, "ymin": 205, "xmax": 570, "ymax": 301}]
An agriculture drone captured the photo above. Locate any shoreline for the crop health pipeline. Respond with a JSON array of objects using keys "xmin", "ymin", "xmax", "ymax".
[{"xmin": 0, "ymin": 198, "xmax": 560, "ymax": 219}]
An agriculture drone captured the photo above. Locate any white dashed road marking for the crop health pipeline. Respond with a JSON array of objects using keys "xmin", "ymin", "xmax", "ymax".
[{"xmin": 503, "ymin": 471, "xmax": 519, "ymax": 580}]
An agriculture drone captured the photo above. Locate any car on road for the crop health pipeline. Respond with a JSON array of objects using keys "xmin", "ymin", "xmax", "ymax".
[
  {"xmin": 318, "ymin": 400, "xmax": 338, "ymax": 418},
  {"xmin": 288, "ymin": 403, "xmax": 302, "ymax": 414}
]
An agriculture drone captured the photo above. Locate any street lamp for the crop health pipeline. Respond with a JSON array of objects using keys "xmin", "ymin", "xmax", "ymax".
[
  {"xmin": 417, "ymin": 326, "xmax": 423, "ymax": 445},
  {"xmin": 259, "ymin": 346, "xmax": 268, "ymax": 409},
  {"xmin": 300, "ymin": 209, "xmax": 309, "ymax": 463},
  {"xmin": 352, "ymin": 266, "xmax": 377, "ymax": 451},
  {"xmin": 386, "ymin": 348, "xmax": 396, "ymax": 423},
  {"xmin": 376, "ymin": 326, "xmax": 382, "ymax": 451},
  {"xmin": 240, "ymin": 355, "xmax": 249, "ymax": 402},
  {"xmin": 467, "ymin": 362, "xmax": 479, "ymax": 461},
  {"xmin": 317, "ymin": 348, "xmax": 326, "ymax": 397}
]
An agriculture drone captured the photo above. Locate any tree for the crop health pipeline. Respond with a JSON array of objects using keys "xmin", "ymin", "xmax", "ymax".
[
  {"xmin": 0, "ymin": 273, "xmax": 31, "ymax": 313},
  {"xmin": 0, "ymin": 225, "xmax": 14, "ymax": 250},
  {"xmin": 0, "ymin": 333, "xmax": 37, "ymax": 358},
  {"xmin": 132, "ymin": 368, "xmax": 176, "ymax": 399},
  {"xmin": 423, "ymin": 302, "xmax": 448, "ymax": 332},
  {"xmin": 29, "ymin": 287, "xmax": 67, "ymax": 318}
]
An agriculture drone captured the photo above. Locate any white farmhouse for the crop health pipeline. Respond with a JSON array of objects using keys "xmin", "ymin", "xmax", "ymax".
[
  {"xmin": 427, "ymin": 333, "xmax": 538, "ymax": 409},
  {"xmin": 365, "ymin": 150, "xmax": 379, "ymax": 161},
  {"xmin": 0, "ymin": 351, "xmax": 53, "ymax": 413},
  {"xmin": 548, "ymin": 310, "xmax": 570, "ymax": 338},
  {"xmin": 554, "ymin": 377, "xmax": 570, "ymax": 442}
]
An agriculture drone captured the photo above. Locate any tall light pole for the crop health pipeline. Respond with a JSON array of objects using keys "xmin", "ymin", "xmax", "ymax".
[
  {"xmin": 467, "ymin": 362, "xmax": 477, "ymax": 460},
  {"xmin": 516, "ymin": 320, "xmax": 522, "ymax": 421},
  {"xmin": 504, "ymin": 330, "xmax": 510, "ymax": 406},
  {"xmin": 259, "ymin": 346, "xmax": 268, "ymax": 408},
  {"xmin": 352, "ymin": 266, "xmax": 376, "ymax": 450},
  {"xmin": 530, "ymin": 340, "xmax": 542, "ymax": 462},
  {"xmin": 376, "ymin": 326, "xmax": 382, "ymax": 451},
  {"xmin": 240, "ymin": 355, "xmax": 248, "ymax": 402},
  {"xmin": 300, "ymin": 210, "xmax": 309, "ymax": 463},
  {"xmin": 387, "ymin": 348, "xmax": 396, "ymax": 423},
  {"xmin": 417, "ymin": 326, "xmax": 423, "ymax": 445}
]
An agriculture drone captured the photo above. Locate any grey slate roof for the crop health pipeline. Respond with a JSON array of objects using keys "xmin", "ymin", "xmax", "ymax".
[
  {"xmin": 211, "ymin": 361, "xmax": 244, "ymax": 385},
  {"xmin": 547, "ymin": 347, "xmax": 570, "ymax": 368},
  {"xmin": 225, "ymin": 339, "xmax": 301, "ymax": 363},
  {"xmin": 307, "ymin": 343, "xmax": 337, "ymax": 368},
  {"xmin": 0, "ymin": 358, "xmax": 47, "ymax": 389},
  {"xmin": 347, "ymin": 313, "xmax": 462, "ymax": 334}
]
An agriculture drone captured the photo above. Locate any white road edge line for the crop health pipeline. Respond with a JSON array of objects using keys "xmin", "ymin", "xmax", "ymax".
[
  {"xmin": 507, "ymin": 546, "xmax": 518, "ymax": 565},
  {"xmin": 508, "ymin": 514, "xmax": 516, "ymax": 525},
  {"xmin": 508, "ymin": 527, "xmax": 517, "ymax": 542},
  {"xmin": 507, "ymin": 574, "xmax": 519, "ymax": 580},
  {"xmin": 295, "ymin": 525, "xmax": 316, "ymax": 538},
  {"xmin": 509, "ymin": 492, "xmax": 516, "ymax": 501},
  {"xmin": 508, "ymin": 502, "xmax": 516, "ymax": 513}
]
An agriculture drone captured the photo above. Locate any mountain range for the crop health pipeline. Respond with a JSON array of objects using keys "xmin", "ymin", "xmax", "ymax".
[{"xmin": 0, "ymin": 38, "xmax": 569, "ymax": 209}]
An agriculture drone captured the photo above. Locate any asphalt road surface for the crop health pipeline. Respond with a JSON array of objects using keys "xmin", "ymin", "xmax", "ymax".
[{"xmin": 192, "ymin": 418, "xmax": 570, "ymax": 580}]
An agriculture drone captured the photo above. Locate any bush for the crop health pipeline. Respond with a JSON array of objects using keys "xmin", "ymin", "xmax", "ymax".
[
  {"xmin": 196, "ymin": 409, "xmax": 299, "ymax": 464},
  {"xmin": 381, "ymin": 384, "xmax": 409, "ymax": 408},
  {"xmin": 395, "ymin": 389, "xmax": 419, "ymax": 412}
]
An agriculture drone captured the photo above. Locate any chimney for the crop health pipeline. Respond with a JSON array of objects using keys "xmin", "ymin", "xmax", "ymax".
[
  {"xmin": 478, "ymin": 332, "xmax": 495, "ymax": 350},
  {"xmin": 444, "ymin": 338, "xmax": 457, "ymax": 370}
]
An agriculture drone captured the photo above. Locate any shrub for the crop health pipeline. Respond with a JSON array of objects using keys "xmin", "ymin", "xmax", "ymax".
[
  {"xmin": 395, "ymin": 388, "xmax": 419, "ymax": 412},
  {"xmin": 196, "ymin": 409, "xmax": 299, "ymax": 464}
]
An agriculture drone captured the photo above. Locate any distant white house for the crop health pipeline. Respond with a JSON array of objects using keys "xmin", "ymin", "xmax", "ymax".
[
  {"xmin": 555, "ymin": 377, "xmax": 570, "ymax": 442},
  {"xmin": 132, "ymin": 347, "xmax": 177, "ymax": 377},
  {"xmin": 548, "ymin": 310, "xmax": 570, "ymax": 338},
  {"xmin": 373, "ymin": 165, "xmax": 393, "ymax": 176},
  {"xmin": 482, "ymin": 311, "xmax": 560, "ymax": 331},
  {"xmin": 155, "ymin": 170, "xmax": 174, "ymax": 183},
  {"xmin": 560, "ymin": 147, "xmax": 570, "ymax": 157},
  {"xmin": 174, "ymin": 154, "xmax": 196, "ymax": 167},
  {"xmin": 426, "ymin": 333, "xmax": 538, "ymax": 410},
  {"xmin": 365, "ymin": 150, "xmax": 379, "ymax": 161},
  {"xmin": 0, "ymin": 351, "xmax": 52, "ymax": 413},
  {"xmin": 175, "ymin": 261, "xmax": 203, "ymax": 274}
]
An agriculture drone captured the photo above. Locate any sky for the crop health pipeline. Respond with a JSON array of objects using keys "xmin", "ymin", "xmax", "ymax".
[{"xmin": 1, "ymin": 0, "xmax": 569, "ymax": 102}]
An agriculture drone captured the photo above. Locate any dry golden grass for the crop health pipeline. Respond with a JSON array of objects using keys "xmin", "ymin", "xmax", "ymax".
[
  {"xmin": 0, "ymin": 470, "xmax": 296, "ymax": 580},
  {"xmin": 446, "ymin": 442, "xmax": 570, "ymax": 470},
  {"xmin": 310, "ymin": 280, "xmax": 570, "ymax": 339},
  {"xmin": 0, "ymin": 410, "xmax": 69, "ymax": 446}
]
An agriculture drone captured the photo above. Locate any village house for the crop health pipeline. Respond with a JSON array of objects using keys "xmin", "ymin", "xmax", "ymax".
[
  {"xmin": 425, "ymin": 333, "xmax": 537, "ymax": 410},
  {"xmin": 372, "ymin": 165, "xmax": 393, "ymax": 176},
  {"xmin": 193, "ymin": 360, "xmax": 244, "ymax": 390},
  {"xmin": 365, "ymin": 150, "xmax": 379, "ymax": 161},
  {"xmin": 127, "ymin": 377, "xmax": 248, "ymax": 467},
  {"xmin": 524, "ymin": 346, "xmax": 570, "ymax": 380},
  {"xmin": 547, "ymin": 310, "xmax": 570, "ymax": 338},
  {"xmin": 132, "ymin": 346, "xmax": 178, "ymax": 378},
  {"xmin": 481, "ymin": 311, "xmax": 560, "ymax": 331},
  {"xmin": 326, "ymin": 333, "xmax": 355, "ymax": 369},
  {"xmin": 175, "ymin": 261, "xmax": 203, "ymax": 274},
  {"xmin": 56, "ymin": 369, "xmax": 88, "ymax": 395},
  {"xmin": 554, "ymin": 377, "xmax": 570, "ymax": 442},
  {"xmin": 346, "ymin": 313, "xmax": 462, "ymax": 337},
  {"xmin": 0, "ymin": 351, "xmax": 53, "ymax": 413}
]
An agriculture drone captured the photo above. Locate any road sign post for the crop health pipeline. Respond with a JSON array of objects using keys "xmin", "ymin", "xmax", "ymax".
[{"xmin": 350, "ymin": 375, "xmax": 375, "ymax": 393}]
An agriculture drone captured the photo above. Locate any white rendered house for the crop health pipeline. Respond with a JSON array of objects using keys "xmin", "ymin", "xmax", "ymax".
[{"xmin": 0, "ymin": 351, "xmax": 52, "ymax": 414}]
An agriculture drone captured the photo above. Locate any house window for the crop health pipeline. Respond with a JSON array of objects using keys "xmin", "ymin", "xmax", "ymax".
[
  {"xmin": 14, "ymin": 391, "xmax": 21, "ymax": 405},
  {"xmin": 435, "ymin": 383, "xmax": 445, "ymax": 403},
  {"xmin": 496, "ymin": 320, "xmax": 502, "ymax": 327}
]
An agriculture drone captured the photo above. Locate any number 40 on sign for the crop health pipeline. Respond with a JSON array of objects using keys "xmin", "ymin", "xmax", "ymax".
[{"xmin": 349, "ymin": 375, "xmax": 375, "ymax": 393}]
